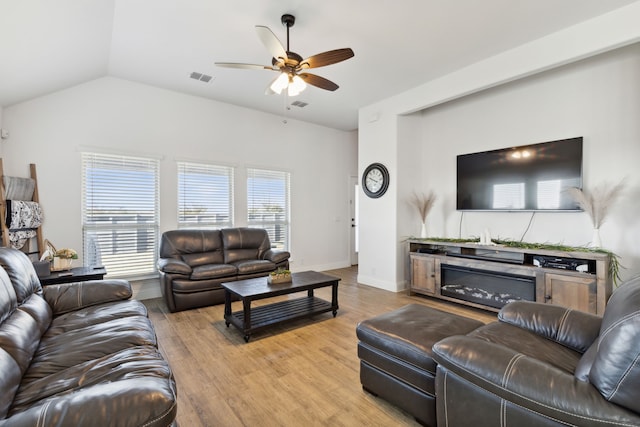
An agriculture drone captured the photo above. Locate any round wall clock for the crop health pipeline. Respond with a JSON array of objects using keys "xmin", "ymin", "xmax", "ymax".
[{"xmin": 362, "ymin": 163, "xmax": 390, "ymax": 198}]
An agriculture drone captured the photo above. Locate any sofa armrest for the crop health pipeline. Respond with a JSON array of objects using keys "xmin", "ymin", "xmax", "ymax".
[
  {"xmin": 157, "ymin": 257, "xmax": 192, "ymax": 275},
  {"xmin": 498, "ymin": 301, "xmax": 602, "ymax": 353},
  {"xmin": 43, "ymin": 279, "xmax": 132, "ymax": 315},
  {"xmin": 264, "ymin": 249, "xmax": 290, "ymax": 265},
  {"xmin": 432, "ymin": 336, "xmax": 640, "ymax": 425}
]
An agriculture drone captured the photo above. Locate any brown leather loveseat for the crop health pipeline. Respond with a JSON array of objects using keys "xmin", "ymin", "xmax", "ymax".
[
  {"xmin": 432, "ymin": 275, "xmax": 640, "ymax": 426},
  {"xmin": 0, "ymin": 247, "xmax": 177, "ymax": 426},
  {"xmin": 157, "ymin": 227, "xmax": 290, "ymax": 312}
]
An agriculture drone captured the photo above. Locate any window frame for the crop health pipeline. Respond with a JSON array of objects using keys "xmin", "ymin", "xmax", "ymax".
[
  {"xmin": 246, "ymin": 167, "xmax": 291, "ymax": 251},
  {"xmin": 177, "ymin": 161, "xmax": 234, "ymax": 229},
  {"xmin": 81, "ymin": 152, "xmax": 160, "ymax": 279}
]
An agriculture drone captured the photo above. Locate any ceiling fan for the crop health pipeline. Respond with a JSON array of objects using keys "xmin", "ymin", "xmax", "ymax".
[{"xmin": 215, "ymin": 14, "xmax": 354, "ymax": 96}]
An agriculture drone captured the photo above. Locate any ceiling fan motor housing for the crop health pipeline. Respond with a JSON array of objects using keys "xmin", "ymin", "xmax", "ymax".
[{"xmin": 281, "ymin": 14, "xmax": 295, "ymax": 28}]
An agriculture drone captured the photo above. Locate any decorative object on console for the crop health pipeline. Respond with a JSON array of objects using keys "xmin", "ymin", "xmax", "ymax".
[
  {"xmin": 567, "ymin": 179, "xmax": 626, "ymax": 248},
  {"xmin": 409, "ymin": 190, "xmax": 436, "ymax": 238}
]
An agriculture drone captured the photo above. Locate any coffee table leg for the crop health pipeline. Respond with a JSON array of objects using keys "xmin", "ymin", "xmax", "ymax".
[
  {"xmin": 332, "ymin": 282, "xmax": 339, "ymax": 317},
  {"xmin": 224, "ymin": 290, "xmax": 231, "ymax": 327},
  {"xmin": 243, "ymin": 298, "xmax": 251, "ymax": 340}
]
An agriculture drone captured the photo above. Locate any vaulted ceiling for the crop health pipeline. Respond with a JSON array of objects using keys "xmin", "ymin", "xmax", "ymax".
[{"xmin": 0, "ymin": 0, "xmax": 637, "ymax": 131}]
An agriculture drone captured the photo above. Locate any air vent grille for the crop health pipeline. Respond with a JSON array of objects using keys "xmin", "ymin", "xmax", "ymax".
[
  {"xmin": 190, "ymin": 72, "xmax": 213, "ymax": 83},
  {"xmin": 291, "ymin": 100, "xmax": 308, "ymax": 108}
]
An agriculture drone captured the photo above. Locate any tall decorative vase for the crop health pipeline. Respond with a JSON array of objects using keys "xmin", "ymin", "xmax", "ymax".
[
  {"xmin": 589, "ymin": 228, "xmax": 602, "ymax": 248},
  {"xmin": 420, "ymin": 222, "xmax": 428, "ymax": 238}
]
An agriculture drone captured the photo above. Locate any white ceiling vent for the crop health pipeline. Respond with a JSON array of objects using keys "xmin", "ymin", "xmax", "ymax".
[
  {"xmin": 190, "ymin": 72, "xmax": 213, "ymax": 83},
  {"xmin": 291, "ymin": 100, "xmax": 308, "ymax": 108}
]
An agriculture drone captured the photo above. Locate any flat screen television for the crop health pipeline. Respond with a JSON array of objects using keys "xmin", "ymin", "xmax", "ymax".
[{"xmin": 456, "ymin": 137, "xmax": 583, "ymax": 211}]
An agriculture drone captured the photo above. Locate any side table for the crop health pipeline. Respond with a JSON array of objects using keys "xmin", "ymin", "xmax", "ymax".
[{"xmin": 39, "ymin": 266, "xmax": 107, "ymax": 286}]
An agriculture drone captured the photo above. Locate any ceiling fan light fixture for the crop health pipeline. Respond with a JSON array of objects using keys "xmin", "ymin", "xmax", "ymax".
[
  {"xmin": 288, "ymin": 75, "xmax": 307, "ymax": 96},
  {"xmin": 270, "ymin": 73, "xmax": 289, "ymax": 94}
]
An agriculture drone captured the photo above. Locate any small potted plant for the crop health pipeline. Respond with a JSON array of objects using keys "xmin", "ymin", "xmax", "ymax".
[
  {"xmin": 268, "ymin": 267, "xmax": 292, "ymax": 284},
  {"xmin": 52, "ymin": 248, "xmax": 78, "ymax": 271}
]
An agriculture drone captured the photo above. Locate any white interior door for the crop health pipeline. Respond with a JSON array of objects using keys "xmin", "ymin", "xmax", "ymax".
[{"xmin": 350, "ymin": 175, "xmax": 359, "ymax": 266}]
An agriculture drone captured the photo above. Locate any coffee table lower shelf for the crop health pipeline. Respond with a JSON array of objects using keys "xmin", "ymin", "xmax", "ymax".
[{"xmin": 225, "ymin": 296, "xmax": 336, "ymax": 342}]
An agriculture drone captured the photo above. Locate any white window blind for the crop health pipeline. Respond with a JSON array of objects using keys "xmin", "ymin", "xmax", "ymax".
[
  {"xmin": 82, "ymin": 152, "xmax": 160, "ymax": 278},
  {"xmin": 247, "ymin": 168, "xmax": 290, "ymax": 250},
  {"xmin": 177, "ymin": 162, "xmax": 234, "ymax": 229}
]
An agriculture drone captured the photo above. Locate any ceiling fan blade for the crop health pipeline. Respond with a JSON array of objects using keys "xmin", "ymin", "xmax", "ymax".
[
  {"xmin": 255, "ymin": 25, "xmax": 288, "ymax": 62},
  {"xmin": 299, "ymin": 48, "xmax": 354, "ymax": 69},
  {"xmin": 299, "ymin": 73, "xmax": 339, "ymax": 91},
  {"xmin": 215, "ymin": 62, "xmax": 277, "ymax": 71}
]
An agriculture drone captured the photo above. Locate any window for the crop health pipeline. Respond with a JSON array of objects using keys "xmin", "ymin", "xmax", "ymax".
[
  {"xmin": 82, "ymin": 152, "xmax": 160, "ymax": 278},
  {"xmin": 177, "ymin": 162, "xmax": 234, "ymax": 229},
  {"xmin": 247, "ymin": 168, "xmax": 290, "ymax": 250}
]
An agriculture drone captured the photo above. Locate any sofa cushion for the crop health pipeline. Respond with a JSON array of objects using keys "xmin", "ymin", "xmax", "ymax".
[
  {"xmin": 9, "ymin": 346, "xmax": 176, "ymax": 426},
  {"xmin": 171, "ymin": 278, "xmax": 225, "ymax": 293},
  {"xmin": 159, "ymin": 229, "xmax": 224, "ymax": 265},
  {"xmin": 222, "ymin": 228, "xmax": 271, "ymax": 263},
  {"xmin": 589, "ymin": 276, "xmax": 640, "ymax": 413},
  {"xmin": 191, "ymin": 264, "xmax": 237, "ymax": 280},
  {"xmin": 182, "ymin": 251, "xmax": 224, "ymax": 268},
  {"xmin": 233, "ymin": 259, "xmax": 275, "ymax": 275},
  {"xmin": 468, "ymin": 321, "xmax": 582, "ymax": 374}
]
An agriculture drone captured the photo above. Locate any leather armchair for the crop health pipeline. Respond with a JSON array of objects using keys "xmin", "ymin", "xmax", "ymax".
[{"xmin": 432, "ymin": 275, "xmax": 640, "ymax": 426}]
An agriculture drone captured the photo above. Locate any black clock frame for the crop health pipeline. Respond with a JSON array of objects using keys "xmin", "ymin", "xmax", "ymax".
[{"xmin": 362, "ymin": 163, "xmax": 390, "ymax": 198}]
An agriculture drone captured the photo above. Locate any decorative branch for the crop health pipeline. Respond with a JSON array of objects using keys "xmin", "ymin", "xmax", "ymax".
[
  {"xmin": 566, "ymin": 180, "xmax": 626, "ymax": 229},
  {"xmin": 409, "ymin": 190, "xmax": 437, "ymax": 223}
]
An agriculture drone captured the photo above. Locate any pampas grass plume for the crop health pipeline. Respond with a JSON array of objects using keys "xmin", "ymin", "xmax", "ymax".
[
  {"xmin": 567, "ymin": 180, "xmax": 626, "ymax": 228},
  {"xmin": 410, "ymin": 190, "xmax": 437, "ymax": 223}
]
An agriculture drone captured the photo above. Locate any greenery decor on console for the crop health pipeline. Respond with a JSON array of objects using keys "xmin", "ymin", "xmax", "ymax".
[{"xmin": 409, "ymin": 236, "xmax": 622, "ymax": 285}]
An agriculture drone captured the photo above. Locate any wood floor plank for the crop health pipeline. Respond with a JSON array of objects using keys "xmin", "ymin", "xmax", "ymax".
[{"xmin": 143, "ymin": 266, "xmax": 496, "ymax": 426}]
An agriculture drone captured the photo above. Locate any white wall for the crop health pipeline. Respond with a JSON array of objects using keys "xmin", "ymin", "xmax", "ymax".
[
  {"xmin": 421, "ymin": 44, "xmax": 640, "ymax": 280},
  {"xmin": 2, "ymin": 77, "xmax": 357, "ymax": 298},
  {"xmin": 359, "ymin": 3, "xmax": 640, "ymax": 291}
]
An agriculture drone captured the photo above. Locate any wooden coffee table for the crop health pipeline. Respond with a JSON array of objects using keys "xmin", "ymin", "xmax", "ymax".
[{"xmin": 222, "ymin": 270, "xmax": 340, "ymax": 342}]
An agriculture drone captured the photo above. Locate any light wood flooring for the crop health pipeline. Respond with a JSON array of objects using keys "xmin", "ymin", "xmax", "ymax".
[{"xmin": 143, "ymin": 267, "xmax": 496, "ymax": 427}]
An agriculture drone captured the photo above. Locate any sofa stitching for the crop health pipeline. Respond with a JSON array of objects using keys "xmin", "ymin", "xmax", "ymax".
[
  {"xmin": 556, "ymin": 308, "xmax": 571, "ymax": 342},
  {"xmin": 140, "ymin": 400, "xmax": 178, "ymax": 427},
  {"xmin": 607, "ymin": 350, "xmax": 640, "ymax": 401},
  {"xmin": 431, "ymin": 348, "xmax": 640, "ymax": 426},
  {"xmin": 599, "ymin": 311, "xmax": 640, "ymax": 343},
  {"xmin": 442, "ymin": 369, "xmax": 449, "ymax": 427},
  {"xmin": 78, "ymin": 282, "xmax": 83, "ymax": 308},
  {"xmin": 501, "ymin": 354, "xmax": 524, "ymax": 387},
  {"xmin": 37, "ymin": 400, "xmax": 51, "ymax": 427}
]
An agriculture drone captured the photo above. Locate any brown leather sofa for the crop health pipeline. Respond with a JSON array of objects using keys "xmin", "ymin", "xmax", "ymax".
[
  {"xmin": 433, "ymin": 275, "xmax": 640, "ymax": 426},
  {"xmin": 157, "ymin": 227, "xmax": 290, "ymax": 312},
  {"xmin": 0, "ymin": 247, "xmax": 177, "ymax": 427}
]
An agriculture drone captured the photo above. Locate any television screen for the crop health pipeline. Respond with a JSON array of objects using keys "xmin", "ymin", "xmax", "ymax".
[{"xmin": 456, "ymin": 137, "xmax": 583, "ymax": 211}]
